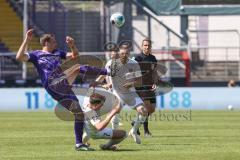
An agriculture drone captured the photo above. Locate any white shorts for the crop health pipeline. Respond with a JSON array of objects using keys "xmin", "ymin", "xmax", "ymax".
[
  {"xmin": 113, "ymin": 91, "xmax": 143, "ymax": 109},
  {"xmin": 85, "ymin": 124, "xmax": 113, "ymax": 139}
]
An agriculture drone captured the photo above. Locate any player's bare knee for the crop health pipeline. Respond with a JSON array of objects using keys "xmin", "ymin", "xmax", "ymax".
[
  {"xmin": 149, "ymin": 107, "xmax": 155, "ymax": 114},
  {"xmin": 146, "ymin": 104, "xmax": 155, "ymax": 114}
]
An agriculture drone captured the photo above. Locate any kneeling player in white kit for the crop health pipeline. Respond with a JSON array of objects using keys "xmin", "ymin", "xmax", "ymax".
[{"xmin": 82, "ymin": 91, "xmax": 127, "ymax": 150}]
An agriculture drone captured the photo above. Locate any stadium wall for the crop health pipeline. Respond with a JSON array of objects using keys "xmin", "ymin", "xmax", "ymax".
[
  {"xmin": 0, "ymin": 87, "xmax": 239, "ymax": 111},
  {"xmin": 132, "ymin": 15, "xmax": 181, "ymax": 52},
  {"xmin": 132, "ymin": 15, "xmax": 240, "ymax": 61}
]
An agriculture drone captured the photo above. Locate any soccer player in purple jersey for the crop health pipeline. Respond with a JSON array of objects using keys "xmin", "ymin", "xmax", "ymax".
[{"xmin": 16, "ymin": 29, "xmax": 108, "ymax": 151}]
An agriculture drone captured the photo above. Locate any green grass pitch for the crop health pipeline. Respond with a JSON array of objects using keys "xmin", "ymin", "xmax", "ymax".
[{"xmin": 0, "ymin": 110, "xmax": 240, "ymax": 160}]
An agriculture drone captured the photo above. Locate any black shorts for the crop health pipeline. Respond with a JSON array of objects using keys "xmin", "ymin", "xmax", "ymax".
[{"xmin": 136, "ymin": 86, "xmax": 156, "ymax": 104}]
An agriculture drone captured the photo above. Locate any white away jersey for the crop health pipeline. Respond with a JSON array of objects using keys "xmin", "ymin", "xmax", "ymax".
[{"xmin": 105, "ymin": 58, "xmax": 142, "ymax": 94}]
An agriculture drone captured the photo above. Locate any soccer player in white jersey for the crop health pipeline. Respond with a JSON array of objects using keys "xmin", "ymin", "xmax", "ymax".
[
  {"xmin": 82, "ymin": 91, "xmax": 127, "ymax": 150},
  {"xmin": 93, "ymin": 43, "xmax": 149, "ymax": 144}
]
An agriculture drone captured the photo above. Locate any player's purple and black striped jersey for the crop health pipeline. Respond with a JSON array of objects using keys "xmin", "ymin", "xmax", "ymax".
[{"xmin": 27, "ymin": 49, "xmax": 66, "ymax": 87}]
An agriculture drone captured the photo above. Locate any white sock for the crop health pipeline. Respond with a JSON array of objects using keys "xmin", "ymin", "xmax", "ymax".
[
  {"xmin": 132, "ymin": 114, "xmax": 147, "ymax": 133},
  {"xmin": 82, "ymin": 132, "xmax": 90, "ymax": 144},
  {"xmin": 75, "ymin": 143, "xmax": 82, "ymax": 147},
  {"xmin": 111, "ymin": 114, "xmax": 120, "ymax": 130}
]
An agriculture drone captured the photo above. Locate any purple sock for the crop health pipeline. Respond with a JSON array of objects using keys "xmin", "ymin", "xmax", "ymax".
[
  {"xmin": 79, "ymin": 65, "xmax": 108, "ymax": 75},
  {"xmin": 74, "ymin": 117, "xmax": 84, "ymax": 145}
]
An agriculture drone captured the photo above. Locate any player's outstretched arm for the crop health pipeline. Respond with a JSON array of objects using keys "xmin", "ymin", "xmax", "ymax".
[
  {"xmin": 102, "ymin": 83, "xmax": 112, "ymax": 90},
  {"xmin": 123, "ymin": 76, "xmax": 142, "ymax": 89},
  {"xmin": 66, "ymin": 36, "xmax": 78, "ymax": 60},
  {"xmin": 16, "ymin": 29, "xmax": 33, "ymax": 62},
  {"xmin": 95, "ymin": 75, "xmax": 106, "ymax": 83},
  {"xmin": 94, "ymin": 104, "xmax": 121, "ymax": 131}
]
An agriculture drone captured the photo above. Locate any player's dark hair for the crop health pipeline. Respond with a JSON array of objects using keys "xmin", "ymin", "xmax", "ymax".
[
  {"xmin": 119, "ymin": 44, "xmax": 129, "ymax": 50},
  {"xmin": 142, "ymin": 38, "xmax": 152, "ymax": 46},
  {"xmin": 40, "ymin": 34, "xmax": 54, "ymax": 46},
  {"xmin": 118, "ymin": 40, "xmax": 132, "ymax": 50},
  {"xmin": 89, "ymin": 93, "xmax": 106, "ymax": 105}
]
